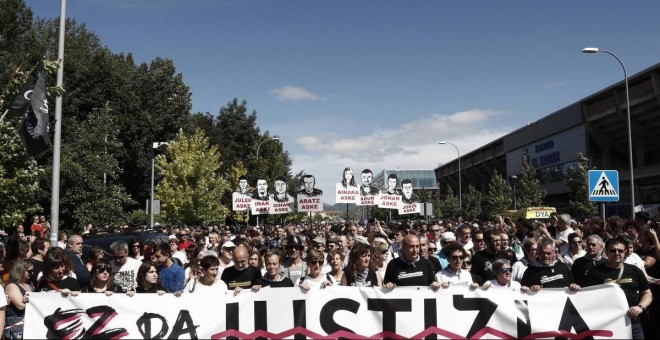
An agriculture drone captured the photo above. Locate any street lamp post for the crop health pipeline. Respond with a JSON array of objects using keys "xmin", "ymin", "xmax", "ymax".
[
  {"xmin": 150, "ymin": 142, "xmax": 169, "ymax": 229},
  {"xmin": 257, "ymin": 136, "xmax": 280, "ymax": 159},
  {"xmin": 582, "ymin": 47, "xmax": 635, "ymax": 216},
  {"xmin": 255, "ymin": 136, "xmax": 280, "ymax": 227},
  {"xmin": 438, "ymin": 141, "xmax": 461, "ymax": 212}
]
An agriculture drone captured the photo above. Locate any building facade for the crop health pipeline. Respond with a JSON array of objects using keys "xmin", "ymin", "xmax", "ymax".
[{"xmin": 435, "ymin": 62, "xmax": 660, "ymax": 218}]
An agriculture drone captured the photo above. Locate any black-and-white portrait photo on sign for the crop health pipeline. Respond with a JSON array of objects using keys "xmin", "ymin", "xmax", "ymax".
[
  {"xmin": 232, "ymin": 175, "xmax": 251, "ymax": 211},
  {"xmin": 269, "ymin": 175, "xmax": 293, "ymax": 214},
  {"xmin": 358, "ymin": 168, "xmax": 378, "ymax": 206},
  {"xmin": 251, "ymin": 178, "xmax": 270, "ymax": 215},
  {"xmin": 336, "ymin": 166, "xmax": 359, "ymax": 204},
  {"xmin": 377, "ymin": 173, "xmax": 401, "ymax": 209},
  {"xmin": 398, "ymin": 178, "xmax": 421, "ymax": 214},
  {"xmin": 297, "ymin": 174, "xmax": 323, "ymax": 212}
]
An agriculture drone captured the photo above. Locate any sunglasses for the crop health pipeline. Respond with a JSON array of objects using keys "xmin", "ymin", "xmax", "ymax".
[
  {"xmin": 95, "ymin": 265, "xmax": 112, "ymax": 273},
  {"xmin": 497, "ymin": 268, "xmax": 513, "ymax": 273},
  {"xmin": 462, "ymin": 261, "xmax": 472, "ymax": 265},
  {"xmin": 450, "ymin": 255, "xmax": 464, "ymax": 260},
  {"xmin": 223, "ymin": 247, "xmax": 235, "ymax": 251},
  {"xmin": 609, "ymin": 248, "xmax": 625, "ymax": 254},
  {"xmin": 428, "ymin": 248, "xmax": 437, "ymax": 252},
  {"xmin": 132, "ymin": 244, "xmax": 140, "ymax": 248},
  {"xmin": 308, "ymin": 260, "xmax": 323, "ymax": 266}
]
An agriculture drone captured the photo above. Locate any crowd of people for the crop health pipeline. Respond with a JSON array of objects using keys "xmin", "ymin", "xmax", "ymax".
[{"xmin": 0, "ymin": 211, "xmax": 658, "ymax": 339}]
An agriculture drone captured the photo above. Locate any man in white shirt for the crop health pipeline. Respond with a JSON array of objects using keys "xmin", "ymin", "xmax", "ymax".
[
  {"xmin": 110, "ymin": 240, "xmax": 142, "ymax": 292},
  {"xmin": 555, "ymin": 214, "xmax": 575, "ymax": 257}
]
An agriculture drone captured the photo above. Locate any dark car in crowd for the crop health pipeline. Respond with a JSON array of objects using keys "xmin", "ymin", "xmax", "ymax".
[{"xmin": 82, "ymin": 230, "xmax": 169, "ymax": 262}]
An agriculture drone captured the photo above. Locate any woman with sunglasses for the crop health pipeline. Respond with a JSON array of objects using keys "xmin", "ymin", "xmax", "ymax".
[
  {"xmin": 35, "ymin": 248, "xmax": 80, "ymax": 295},
  {"xmin": 436, "ymin": 242, "xmax": 479, "ymax": 289},
  {"xmin": 461, "ymin": 253, "xmax": 484, "ymax": 286},
  {"xmin": 129, "ymin": 238, "xmax": 143, "ymax": 261},
  {"xmin": 370, "ymin": 239, "xmax": 390, "ymax": 280},
  {"xmin": 296, "ymin": 249, "xmax": 335, "ymax": 291},
  {"xmin": 327, "ymin": 249, "xmax": 345, "ymax": 284},
  {"xmin": 4, "ymin": 259, "xmax": 33, "ymax": 339},
  {"xmin": 83, "ymin": 259, "xmax": 121, "ymax": 295},
  {"xmin": 482, "ymin": 259, "xmax": 526, "ymax": 291},
  {"xmin": 342, "ymin": 244, "xmax": 381, "ymax": 287},
  {"xmin": 562, "ymin": 233, "xmax": 586, "ymax": 269}
]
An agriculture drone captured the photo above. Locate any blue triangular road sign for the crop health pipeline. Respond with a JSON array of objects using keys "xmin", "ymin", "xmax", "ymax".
[{"xmin": 589, "ymin": 170, "xmax": 619, "ymax": 202}]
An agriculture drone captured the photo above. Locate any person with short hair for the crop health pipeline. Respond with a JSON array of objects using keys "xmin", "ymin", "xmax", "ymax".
[
  {"xmin": 296, "ymin": 249, "xmax": 335, "ymax": 291},
  {"xmin": 221, "ymin": 245, "xmax": 260, "ymax": 295},
  {"xmin": 109, "ymin": 240, "xmax": 142, "ymax": 292},
  {"xmin": 384, "ymin": 235, "xmax": 439, "ymax": 289},
  {"xmin": 326, "ymin": 249, "xmax": 345, "ymax": 284},
  {"xmin": 471, "ymin": 229, "xmax": 506, "ymax": 281},
  {"xmin": 185, "ymin": 255, "xmax": 228, "ymax": 293},
  {"xmin": 585, "ymin": 236, "xmax": 652, "ymax": 340},
  {"xmin": 436, "ymin": 242, "xmax": 477, "ymax": 288},
  {"xmin": 571, "ymin": 234, "xmax": 605, "ymax": 287},
  {"xmin": 29, "ymin": 238, "xmax": 50, "ymax": 286},
  {"xmin": 483, "ymin": 259, "xmax": 526, "ymax": 291},
  {"xmin": 512, "ymin": 238, "xmax": 537, "ymax": 282},
  {"xmin": 521, "ymin": 237, "xmax": 578, "ymax": 291},
  {"xmin": 254, "ymin": 249, "xmax": 294, "ymax": 289},
  {"xmin": 65, "ymin": 234, "xmax": 90, "ymax": 289},
  {"xmin": 153, "ymin": 243, "xmax": 185, "ymax": 294}
]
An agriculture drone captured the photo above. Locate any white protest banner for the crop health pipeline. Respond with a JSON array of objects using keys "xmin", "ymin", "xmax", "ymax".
[
  {"xmin": 26, "ymin": 284, "xmax": 630, "ymax": 339},
  {"xmin": 378, "ymin": 192, "xmax": 401, "ymax": 209},
  {"xmin": 399, "ymin": 202, "xmax": 421, "ymax": 214},
  {"xmin": 231, "ymin": 192, "xmax": 251, "ymax": 211},
  {"xmin": 336, "ymin": 183, "xmax": 360, "ymax": 204}
]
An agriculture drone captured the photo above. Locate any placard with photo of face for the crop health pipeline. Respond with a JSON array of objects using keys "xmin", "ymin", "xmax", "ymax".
[
  {"xmin": 336, "ymin": 166, "xmax": 360, "ymax": 204},
  {"xmin": 232, "ymin": 175, "xmax": 252, "ymax": 211},
  {"xmin": 398, "ymin": 178, "xmax": 421, "ymax": 214},
  {"xmin": 297, "ymin": 174, "xmax": 323, "ymax": 212},
  {"xmin": 250, "ymin": 178, "xmax": 271, "ymax": 215},
  {"xmin": 378, "ymin": 173, "xmax": 402, "ymax": 209},
  {"xmin": 269, "ymin": 175, "xmax": 293, "ymax": 214}
]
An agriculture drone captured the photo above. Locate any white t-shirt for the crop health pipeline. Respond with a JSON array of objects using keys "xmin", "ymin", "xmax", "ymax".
[
  {"xmin": 111, "ymin": 257, "xmax": 142, "ymax": 292},
  {"xmin": 0, "ymin": 285, "xmax": 6, "ymax": 308},
  {"xmin": 487, "ymin": 278, "xmax": 522, "ymax": 290},
  {"xmin": 625, "ymin": 253, "xmax": 646, "ymax": 270},
  {"xmin": 294, "ymin": 273, "xmax": 336, "ymax": 289},
  {"xmin": 184, "ymin": 278, "xmax": 228, "ymax": 294},
  {"xmin": 436, "ymin": 268, "xmax": 473, "ymax": 286}
]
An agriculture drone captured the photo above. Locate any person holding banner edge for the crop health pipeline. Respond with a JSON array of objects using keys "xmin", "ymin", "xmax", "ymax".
[{"xmin": 383, "ymin": 234, "xmax": 440, "ymax": 290}]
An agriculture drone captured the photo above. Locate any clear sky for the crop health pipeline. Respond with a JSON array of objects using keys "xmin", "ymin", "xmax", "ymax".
[{"xmin": 26, "ymin": 0, "xmax": 660, "ymax": 204}]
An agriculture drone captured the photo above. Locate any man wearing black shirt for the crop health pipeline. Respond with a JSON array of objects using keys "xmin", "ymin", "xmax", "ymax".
[
  {"xmin": 521, "ymin": 237, "xmax": 579, "ymax": 291},
  {"xmin": 585, "ymin": 237, "xmax": 651, "ymax": 340},
  {"xmin": 571, "ymin": 234, "xmax": 605, "ymax": 287},
  {"xmin": 221, "ymin": 245, "xmax": 260, "ymax": 295},
  {"xmin": 471, "ymin": 229, "xmax": 507, "ymax": 281},
  {"xmin": 384, "ymin": 235, "xmax": 439, "ymax": 289}
]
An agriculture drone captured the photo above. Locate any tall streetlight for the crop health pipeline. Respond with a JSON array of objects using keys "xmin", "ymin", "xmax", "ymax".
[
  {"xmin": 257, "ymin": 136, "xmax": 280, "ymax": 159},
  {"xmin": 150, "ymin": 142, "xmax": 169, "ymax": 229},
  {"xmin": 582, "ymin": 47, "xmax": 635, "ymax": 216},
  {"xmin": 255, "ymin": 136, "xmax": 280, "ymax": 227},
  {"xmin": 438, "ymin": 141, "xmax": 461, "ymax": 211},
  {"xmin": 510, "ymin": 175, "xmax": 518, "ymax": 210}
]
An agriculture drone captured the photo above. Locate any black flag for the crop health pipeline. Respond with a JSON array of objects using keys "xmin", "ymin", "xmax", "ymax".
[{"xmin": 10, "ymin": 61, "xmax": 49, "ymax": 155}]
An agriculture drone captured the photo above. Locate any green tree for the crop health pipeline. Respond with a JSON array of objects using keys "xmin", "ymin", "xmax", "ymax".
[
  {"xmin": 436, "ymin": 185, "xmax": 459, "ymax": 219},
  {"xmin": 0, "ymin": 121, "xmax": 44, "ymax": 228},
  {"xmin": 156, "ymin": 129, "xmax": 229, "ymax": 226},
  {"xmin": 486, "ymin": 170, "xmax": 513, "ymax": 219},
  {"xmin": 0, "ymin": 0, "xmax": 38, "ymax": 90},
  {"xmin": 564, "ymin": 152, "xmax": 597, "ymax": 218},
  {"xmin": 53, "ymin": 110, "xmax": 135, "ymax": 229},
  {"xmin": 463, "ymin": 185, "xmax": 483, "ymax": 220},
  {"xmin": 516, "ymin": 163, "xmax": 546, "ymax": 208}
]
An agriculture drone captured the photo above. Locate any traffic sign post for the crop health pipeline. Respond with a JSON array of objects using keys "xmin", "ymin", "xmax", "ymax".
[
  {"xmin": 589, "ymin": 170, "xmax": 619, "ymax": 202},
  {"xmin": 589, "ymin": 170, "xmax": 619, "ymax": 220}
]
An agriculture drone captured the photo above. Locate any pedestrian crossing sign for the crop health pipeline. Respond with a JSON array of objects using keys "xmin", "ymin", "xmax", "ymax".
[{"xmin": 588, "ymin": 170, "xmax": 619, "ymax": 202}]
